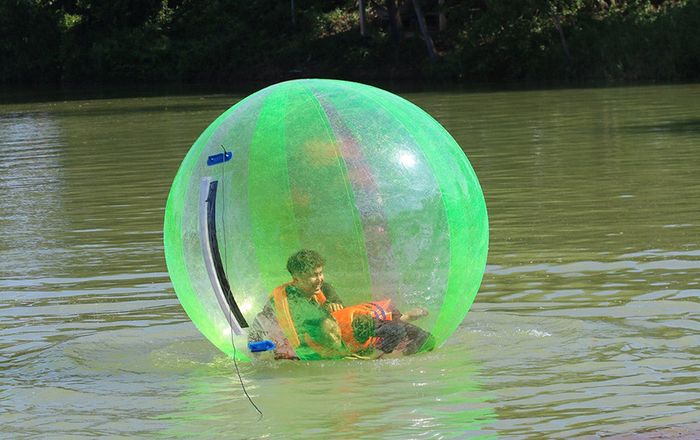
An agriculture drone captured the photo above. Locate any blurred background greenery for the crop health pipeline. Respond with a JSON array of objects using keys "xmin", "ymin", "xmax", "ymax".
[{"xmin": 1, "ymin": 0, "xmax": 698, "ymax": 84}]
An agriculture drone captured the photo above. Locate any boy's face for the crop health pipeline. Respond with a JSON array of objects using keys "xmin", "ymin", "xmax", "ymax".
[{"xmin": 293, "ymin": 265, "xmax": 324, "ymax": 295}]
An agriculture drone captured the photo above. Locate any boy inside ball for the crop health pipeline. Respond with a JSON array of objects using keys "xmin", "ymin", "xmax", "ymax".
[{"xmin": 249, "ymin": 249, "xmax": 434, "ymax": 359}]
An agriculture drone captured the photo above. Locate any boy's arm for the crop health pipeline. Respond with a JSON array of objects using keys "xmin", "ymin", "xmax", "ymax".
[{"xmin": 321, "ymin": 282, "xmax": 344, "ymax": 306}]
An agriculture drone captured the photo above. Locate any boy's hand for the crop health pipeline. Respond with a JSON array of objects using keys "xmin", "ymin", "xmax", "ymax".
[{"xmin": 325, "ymin": 302, "xmax": 344, "ymax": 312}]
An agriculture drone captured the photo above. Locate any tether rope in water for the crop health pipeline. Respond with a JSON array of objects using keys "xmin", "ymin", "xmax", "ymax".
[{"xmin": 220, "ymin": 145, "xmax": 263, "ymax": 419}]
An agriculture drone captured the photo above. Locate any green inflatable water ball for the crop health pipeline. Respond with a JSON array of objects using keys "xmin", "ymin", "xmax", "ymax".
[{"xmin": 164, "ymin": 79, "xmax": 488, "ymax": 361}]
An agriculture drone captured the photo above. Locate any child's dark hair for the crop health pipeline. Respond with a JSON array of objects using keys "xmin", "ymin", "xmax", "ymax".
[{"xmin": 287, "ymin": 249, "xmax": 325, "ymax": 275}]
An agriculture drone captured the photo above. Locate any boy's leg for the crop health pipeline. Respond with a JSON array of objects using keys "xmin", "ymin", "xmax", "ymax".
[
  {"xmin": 401, "ymin": 322, "xmax": 435, "ymax": 355},
  {"xmin": 375, "ymin": 320, "xmax": 407, "ymax": 353}
]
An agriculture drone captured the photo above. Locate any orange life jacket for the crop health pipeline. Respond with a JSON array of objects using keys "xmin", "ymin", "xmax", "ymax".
[
  {"xmin": 331, "ymin": 299, "xmax": 393, "ymax": 352},
  {"xmin": 271, "ymin": 281, "xmax": 327, "ymax": 349}
]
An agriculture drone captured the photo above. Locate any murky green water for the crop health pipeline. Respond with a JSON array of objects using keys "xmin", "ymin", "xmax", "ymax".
[{"xmin": 1, "ymin": 83, "xmax": 699, "ymax": 439}]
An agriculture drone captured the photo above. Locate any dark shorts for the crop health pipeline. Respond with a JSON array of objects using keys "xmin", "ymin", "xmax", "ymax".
[{"xmin": 375, "ymin": 320, "xmax": 435, "ymax": 355}]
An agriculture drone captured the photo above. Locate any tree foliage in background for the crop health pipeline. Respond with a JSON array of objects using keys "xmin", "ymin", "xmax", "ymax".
[{"xmin": 0, "ymin": 0, "xmax": 698, "ymax": 83}]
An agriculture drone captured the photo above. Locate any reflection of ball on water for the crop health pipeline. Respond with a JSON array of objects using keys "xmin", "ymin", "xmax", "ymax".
[{"xmin": 163, "ymin": 79, "xmax": 488, "ymax": 361}]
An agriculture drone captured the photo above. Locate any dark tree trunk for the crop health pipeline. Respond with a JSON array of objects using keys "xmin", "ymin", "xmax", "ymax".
[
  {"xmin": 359, "ymin": 0, "xmax": 367, "ymax": 36},
  {"xmin": 386, "ymin": 0, "xmax": 402, "ymax": 45},
  {"xmin": 412, "ymin": 0, "xmax": 437, "ymax": 61},
  {"xmin": 552, "ymin": 12, "xmax": 573, "ymax": 67},
  {"xmin": 291, "ymin": 0, "xmax": 296, "ymax": 27}
]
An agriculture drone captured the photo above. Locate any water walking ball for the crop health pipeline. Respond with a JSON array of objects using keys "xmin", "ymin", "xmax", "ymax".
[{"xmin": 163, "ymin": 79, "xmax": 488, "ymax": 361}]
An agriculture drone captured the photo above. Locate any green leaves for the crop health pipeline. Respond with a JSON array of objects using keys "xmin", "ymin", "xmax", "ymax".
[{"xmin": 1, "ymin": 0, "xmax": 698, "ymax": 83}]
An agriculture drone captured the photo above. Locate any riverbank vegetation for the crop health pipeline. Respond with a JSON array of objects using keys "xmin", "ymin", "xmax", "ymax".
[{"xmin": 1, "ymin": 0, "xmax": 698, "ymax": 84}]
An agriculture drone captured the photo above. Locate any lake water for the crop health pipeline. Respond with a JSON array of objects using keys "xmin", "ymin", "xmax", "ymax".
[{"xmin": 1, "ymin": 83, "xmax": 699, "ymax": 439}]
